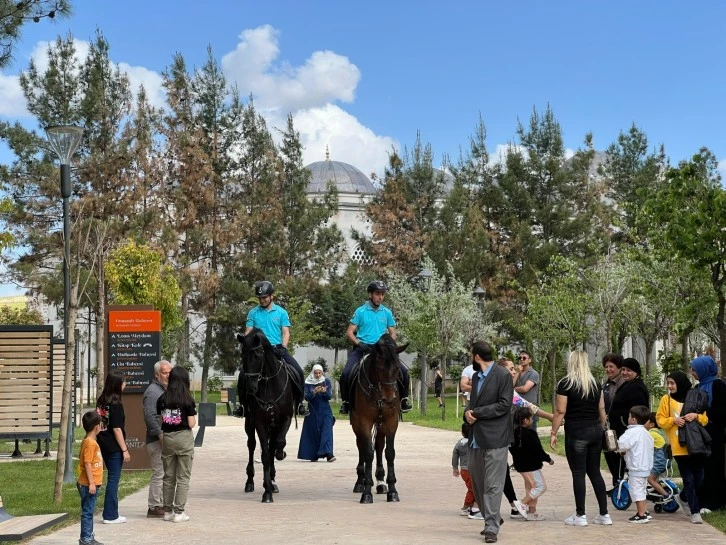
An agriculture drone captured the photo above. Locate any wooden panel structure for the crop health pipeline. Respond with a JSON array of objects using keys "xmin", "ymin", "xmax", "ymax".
[{"xmin": 0, "ymin": 326, "xmax": 54, "ymax": 443}]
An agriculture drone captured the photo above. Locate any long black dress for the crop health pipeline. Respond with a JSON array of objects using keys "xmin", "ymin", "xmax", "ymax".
[{"xmin": 700, "ymin": 379, "xmax": 726, "ymax": 510}]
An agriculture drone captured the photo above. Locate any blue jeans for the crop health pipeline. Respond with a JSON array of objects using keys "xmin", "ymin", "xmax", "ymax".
[
  {"xmin": 102, "ymin": 449, "xmax": 123, "ymax": 520},
  {"xmin": 77, "ymin": 482, "xmax": 101, "ymax": 543},
  {"xmin": 564, "ymin": 424, "xmax": 609, "ymax": 516},
  {"xmin": 675, "ymin": 455, "xmax": 704, "ymax": 513}
]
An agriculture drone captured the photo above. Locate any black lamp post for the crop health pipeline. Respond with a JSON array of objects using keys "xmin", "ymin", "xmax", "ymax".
[
  {"xmin": 46, "ymin": 124, "xmax": 83, "ymax": 484},
  {"xmin": 472, "ymin": 286, "xmax": 485, "ymax": 309}
]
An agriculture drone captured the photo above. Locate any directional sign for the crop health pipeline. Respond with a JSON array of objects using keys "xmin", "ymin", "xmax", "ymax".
[{"xmin": 107, "ymin": 310, "xmax": 162, "ymax": 394}]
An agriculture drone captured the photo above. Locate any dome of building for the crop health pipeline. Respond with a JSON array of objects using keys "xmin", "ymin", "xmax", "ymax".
[{"xmin": 305, "ymin": 159, "xmax": 376, "ymax": 195}]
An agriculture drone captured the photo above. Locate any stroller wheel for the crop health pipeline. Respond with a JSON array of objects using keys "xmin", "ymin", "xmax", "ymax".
[
  {"xmin": 611, "ymin": 483, "xmax": 632, "ymax": 511},
  {"xmin": 662, "ymin": 480, "xmax": 681, "ymax": 513},
  {"xmin": 654, "ymin": 504, "xmax": 663, "ymax": 513}
]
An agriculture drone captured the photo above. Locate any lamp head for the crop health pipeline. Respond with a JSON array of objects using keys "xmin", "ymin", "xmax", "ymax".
[{"xmin": 45, "ymin": 125, "xmax": 83, "ymax": 165}]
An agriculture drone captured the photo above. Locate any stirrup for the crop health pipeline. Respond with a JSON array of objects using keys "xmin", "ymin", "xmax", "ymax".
[
  {"xmin": 233, "ymin": 405, "xmax": 244, "ymax": 418},
  {"xmin": 400, "ymin": 397, "xmax": 413, "ymax": 413},
  {"xmin": 340, "ymin": 401, "xmax": 350, "ymax": 415}
]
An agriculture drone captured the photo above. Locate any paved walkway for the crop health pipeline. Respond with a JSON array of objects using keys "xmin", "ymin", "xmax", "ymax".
[{"xmin": 24, "ymin": 416, "xmax": 724, "ymax": 545}]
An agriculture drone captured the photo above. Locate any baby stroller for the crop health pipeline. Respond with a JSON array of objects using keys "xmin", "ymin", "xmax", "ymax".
[{"xmin": 610, "ymin": 445, "xmax": 680, "ymax": 513}]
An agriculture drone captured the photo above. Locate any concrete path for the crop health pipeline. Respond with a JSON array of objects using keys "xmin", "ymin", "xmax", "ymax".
[{"xmin": 24, "ymin": 416, "xmax": 724, "ymax": 544}]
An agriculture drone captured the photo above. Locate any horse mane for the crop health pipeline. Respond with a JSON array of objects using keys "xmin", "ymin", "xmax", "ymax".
[{"xmin": 372, "ymin": 333, "xmax": 399, "ymax": 365}]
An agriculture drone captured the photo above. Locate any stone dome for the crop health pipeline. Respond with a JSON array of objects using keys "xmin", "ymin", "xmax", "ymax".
[{"xmin": 305, "ymin": 160, "xmax": 376, "ymax": 195}]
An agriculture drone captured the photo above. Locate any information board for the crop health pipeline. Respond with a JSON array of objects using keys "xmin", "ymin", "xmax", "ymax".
[{"xmin": 107, "ymin": 310, "xmax": 161, "ymax": 394}]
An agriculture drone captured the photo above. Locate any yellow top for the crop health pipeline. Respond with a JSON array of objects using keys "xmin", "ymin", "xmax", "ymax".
[
  {"xmin": 77, "ymin": 437, "xmax": 104, "ymax": 486},
  {"xmin": 655, "ymin": 394, "xmax": 708, "ymax": 457},
  {"xmin": 649, "ymin": 428, "xmax": 665, "ymax": 449}
]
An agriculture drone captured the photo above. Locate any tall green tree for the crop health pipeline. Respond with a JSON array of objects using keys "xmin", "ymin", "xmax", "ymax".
[
  {"xmin": 642, "ymin": 149, "xmax": 726, "ymax": 360},
  {"xmin": 0, "ymin": 0, "xmax": 71, "ymax": 68}
]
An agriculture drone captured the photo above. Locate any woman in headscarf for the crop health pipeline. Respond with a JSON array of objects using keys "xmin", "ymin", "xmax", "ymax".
[
  {"xmin": 656, "ymin": 370, "xmax": 709, "ymax": 523},
  {"xmin": 297, "ymin": 364, "xmax": 336, "ymax": 462},
  {"xmin": 691, "ymin": 355, "xmax": 726, "ymax": 511}
]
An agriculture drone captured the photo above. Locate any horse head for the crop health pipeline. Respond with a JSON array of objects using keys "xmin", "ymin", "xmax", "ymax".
[
  {"xmin": 369, "ymin": 333, "xmax": 408, "ymax": 381},
  {"xmin": 237, "ymin": 328, "xmax": 274, "ymax": 395}
]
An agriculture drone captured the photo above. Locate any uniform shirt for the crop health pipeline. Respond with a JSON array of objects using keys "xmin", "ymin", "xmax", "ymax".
[
  {"xmin": 77, "ymin": 437, "xmax": 103, "ymax": 486},
  {"xmin": 246, "ymin": 303, "xmax": 291, "ymax": 346},
  {"xmin": 350, "ymin": 301, "xmax": 396, "ymax": 344}
]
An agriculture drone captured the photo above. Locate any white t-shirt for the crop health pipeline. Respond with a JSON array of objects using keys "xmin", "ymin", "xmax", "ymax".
[{"xmin": 461, "ymin": 364, "xmax": 475, "ymax": 400}]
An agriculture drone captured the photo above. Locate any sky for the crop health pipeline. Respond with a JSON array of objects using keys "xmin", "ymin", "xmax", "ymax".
[{"xmin": 2, "ymin": 0, "xmax": 726, "ymax": 295}]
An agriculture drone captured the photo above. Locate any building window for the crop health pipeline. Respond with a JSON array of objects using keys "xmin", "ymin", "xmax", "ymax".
[{"xmin": 351, "ymin": 245, "xmax": 374, "ymax": 266}]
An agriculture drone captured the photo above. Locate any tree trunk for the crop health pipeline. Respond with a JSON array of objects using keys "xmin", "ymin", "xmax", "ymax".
[
  {"xmin": 548, "ymin": 349, "xmax": 557, "ymax": 405},
  {"xmin": 644, "ymin": 338, "xmax": 655, "ymax": 377},
  {"xmin": 54, "ymin": 289, "xmax": 79, "ymax": 503},
  {"xmin": 95, "ymin": 259, "xmax": 106, "ymax": 398},
  {"xmin": 177, "ymin": 293, "xmax": 189, "ymax": 368},
  {"xmin": 441, "ymin": 355, "xmax": 447, "ymax": 422},
  {"xmin": 419, "ymin": 348, "xmax": 428, "ymax": 416},
  {"xmin": 680, "ymin": 327, "xmax": 693, "ymax": 371}
]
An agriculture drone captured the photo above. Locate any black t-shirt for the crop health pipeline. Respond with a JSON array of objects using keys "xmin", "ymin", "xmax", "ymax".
[
  {"xmin": 157, "ymin": 394, "xmax": 197, "ymax": 433},
  {"xmin": 556, "ymin": 378, "xmax": 601, "ymax": 431},
  {"xmin": 96, "ymin": 402, "xmax": 126, "ymax": 454}
]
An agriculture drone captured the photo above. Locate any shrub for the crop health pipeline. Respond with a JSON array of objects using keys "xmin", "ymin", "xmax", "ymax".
[
  {"xmin": 207, "ymin": 375, "xmax": 223, "ymax": 393},
  {"xmin": 303, "ymin": 357, "xmax": 328, "ymax": 376}
]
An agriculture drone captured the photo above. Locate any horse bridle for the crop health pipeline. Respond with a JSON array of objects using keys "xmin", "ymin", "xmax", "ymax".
[
  {"xmin": 243, "ymin": 344, "xmax": 289, "ymax": 410},
  {"xmin": 357, "ymin": 352, "xmax": 399, "ymax": 408}
]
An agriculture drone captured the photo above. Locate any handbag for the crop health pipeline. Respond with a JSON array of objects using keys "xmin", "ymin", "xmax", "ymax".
[{"xmin": 603, "ymin": 419, "xmax": 618, "ymax": 452}]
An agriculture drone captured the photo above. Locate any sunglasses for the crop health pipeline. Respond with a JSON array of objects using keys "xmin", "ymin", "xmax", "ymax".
[{"xmin": 518, "ymin": 356, "xmax": 528, "ymax": 360}]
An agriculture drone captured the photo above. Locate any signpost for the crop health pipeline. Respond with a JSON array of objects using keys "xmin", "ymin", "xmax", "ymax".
[{"xmin": 106, "ymin": 306, "xmax": 161, "ymax": 470}]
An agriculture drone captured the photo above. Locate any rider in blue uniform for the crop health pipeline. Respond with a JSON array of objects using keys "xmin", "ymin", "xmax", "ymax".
[
  {"xmin": 339, "ymin": 280, "xmax": 412, "ymax": 415},
  {"xmin": 245, "ymin": 281, "xmax": 308, "ymax": 416}
]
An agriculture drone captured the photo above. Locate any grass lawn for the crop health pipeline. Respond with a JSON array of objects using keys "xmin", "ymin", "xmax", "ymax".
[{"xmin": 0, "ymin": 426, "xmax": 150, "ymax": 539}]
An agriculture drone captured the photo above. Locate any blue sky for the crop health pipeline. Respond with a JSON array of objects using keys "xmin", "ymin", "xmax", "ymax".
[{"xmin": 2, "ymin": 1, "xmax": 726, "ymax": 295}]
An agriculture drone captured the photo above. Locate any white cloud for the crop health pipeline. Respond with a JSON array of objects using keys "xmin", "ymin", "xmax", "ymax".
[
  {"xmin": 221, "ymin": 25, "xmax": 360, "ymax": 112},
  {"xmin": 281, "ymin": 104, "xmax": 397, "ymax": 178},
  {"xmin": 0, "ymin": 71, "xmax": 28, "ymax": 117},
  {"xmin": 117, "ymin": 63, "xmax": 165, "ymax": 108},
  {"xmin": 489, "ymin": 144, "xmax": 576, "ymax": 166}
]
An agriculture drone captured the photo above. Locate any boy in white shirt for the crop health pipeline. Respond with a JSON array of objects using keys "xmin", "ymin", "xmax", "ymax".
[{"xmin": 617, "ymin": 405, "xmax": 654, "ymax": 523}]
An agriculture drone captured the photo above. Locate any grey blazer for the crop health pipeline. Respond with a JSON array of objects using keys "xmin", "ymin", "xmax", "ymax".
[{"xmin": 467, "ymin": 363, "xmax": 514, "ymax": 450}]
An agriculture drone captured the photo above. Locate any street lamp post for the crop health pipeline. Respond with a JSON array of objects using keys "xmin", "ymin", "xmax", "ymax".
[
  {"xmin": 412, "ymin": 268, "xmax": 433, "ymax": 415},
  {"xmin": 46, "ymin": 125, "xmax": 83, "ymax": 484},
  {"xmin": 472, "ymin": 286, "xmax": 485, "ymax": 310}
]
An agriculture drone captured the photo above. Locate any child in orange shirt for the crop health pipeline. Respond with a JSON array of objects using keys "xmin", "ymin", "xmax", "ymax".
[{"xmin": 77, "ymin": 411, "xmax": 104, "ymax": 545}]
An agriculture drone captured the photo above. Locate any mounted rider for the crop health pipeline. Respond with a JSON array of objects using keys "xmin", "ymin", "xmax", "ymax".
[
  {"xmin": 339, "ymin": 280, "xmax": 413, "ymax": 415},
  {"xmin": 244, "ymin": 281, "xmax": 308, "ymax": 416}
]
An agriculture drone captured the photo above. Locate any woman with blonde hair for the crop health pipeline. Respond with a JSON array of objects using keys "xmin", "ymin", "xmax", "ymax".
[{"xmin": 550, "ymin": 350, "xmax": 611, "ymax": 527}]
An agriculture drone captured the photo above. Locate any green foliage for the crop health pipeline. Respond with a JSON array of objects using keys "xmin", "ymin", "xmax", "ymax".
[
  {"xmin": 0, "ymin": 303, "xmax": 43, "ymax": 324},
  {"xmin": 642, "ymin": 370, "xmax": 666, "ymax": 403},
  {"xmin": 206, "ymin": 375, "xmax": 223, "ymax": 393},
  {"xmin": 303, "ymin": 357, "xmax": 328, "ymax": 376},
  {"xmin": 659, "ymin": 349, "xmax": 686, "ymax": 375},
  {"xmin": 105, "ymin": 240, "xmax": 183, "ymax": 357}
]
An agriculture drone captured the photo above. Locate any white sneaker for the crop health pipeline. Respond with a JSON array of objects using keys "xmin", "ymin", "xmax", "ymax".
[
  {"xmin": 460, "ymin": 507, "xmax": 471, "ymax": 516},
  {"xmin": 564, "ymin": 513, "xmax": 588, "ymax": 526},
  {"xmin": 102, "ymin": 516, "xmax": 126, "ymax": 524},
  {"xmin": 163, "ymin": 511, "xmax": 174, "ymax": 521},
  {"xmin": 468, "ymin": 509, "xmax": 484, "ymax": 520},
  {"xmin": 700, "ymin": 508, "xmax": 712, "ymax": 515},
  {"xmin": 514, "ymin": 500, "xmax": 529, "ymax": 519},
  {"xmin": 691, "ymin": 513, "xmax": 703, "ymax": 524},
  {"xmin": 173, "ymin": 512, "xmax": 190, "ymax": 523},
  {"xmin": 592, "ymin": 514, "xmax": 613, "ymax": 525}
]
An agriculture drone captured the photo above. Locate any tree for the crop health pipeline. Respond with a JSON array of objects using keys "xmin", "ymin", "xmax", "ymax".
[
  {"xmin": 0, "ymin": 0, "xmax": 71, "ymax": 68},
  {"xmin": 642, "ymin": 149, "xmax": 726, "ymax": 360},
  {"xmin": 105, "ymin": 240, "xmax": 182, "ymax": 357}
]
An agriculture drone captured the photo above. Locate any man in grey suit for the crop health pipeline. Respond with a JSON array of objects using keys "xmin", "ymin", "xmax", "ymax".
[{"xmin": 464, "ymin": 341, "xmax": 513, "ymax": 544}]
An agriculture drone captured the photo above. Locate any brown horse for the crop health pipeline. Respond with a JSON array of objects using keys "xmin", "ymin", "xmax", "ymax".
[{"xmin": 350, "ymin": 333, "xmax": 407, "ymax": 503}]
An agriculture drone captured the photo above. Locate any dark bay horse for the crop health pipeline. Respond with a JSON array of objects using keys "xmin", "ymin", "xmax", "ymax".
[
  {"xmin": 350, "ymin": 333, "xmax": 408, "ymax": 504},
  {"xmin": 237, "ymin": 328, "xmax": 294, "ymax": 503}
]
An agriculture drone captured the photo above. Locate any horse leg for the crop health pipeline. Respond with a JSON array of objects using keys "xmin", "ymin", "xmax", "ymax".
[
  {"xmin": 244, "ymin": 414, "xmax": 255, "ymax": 493},
  {"xmin": 357, "ymin": 430, "xmax": 374, "ymax": 504},
  {"xmin": 354, "ymin": 445, "xmax": 365, "ymax": 493},
  {"xmin": 259, "ymin": 428, "xmax": 274, "ymax": 503},
  {"xmin": 274, "ymin": 414, "xmax": 292, "ymax": 461},
  {"xmin": 385, "ymin": 432, "xmax": 399, "ymax": 502},
  {"xmin": 375, "ymin": 429, "xmax": 387, "ymax": 495}
]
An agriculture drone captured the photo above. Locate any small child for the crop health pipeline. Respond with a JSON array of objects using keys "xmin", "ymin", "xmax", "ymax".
[
  {"xmin": 645, "ymin": 412, "xmax": 670, "ymax": 499},
  {"xmin": 452, "ymin": 422, "xmax": 478, "ymax": 516},
  {"xmin": 77, "ymin": 411, "xmax": 104, "ymax": 545},
  {"xmin": 617, "ymin": 405, "xmax": 654, "ymax": 524},
  {"xmin": 509, "ymin": 406, "xmax": 553, "ymax": 521}
]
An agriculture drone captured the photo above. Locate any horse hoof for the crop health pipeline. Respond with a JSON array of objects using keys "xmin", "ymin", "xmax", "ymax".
[
  {"xmin": 262, "ymin": 493, "xmax": 273, "ymax": 503},
  {"xmin": 376, "ymin": 484, "xmax": 387, "ymax": 494},
  {"xmin": 275, "ymin": 450, "xmax": 287, "ymax": 461},
  {"xmin": 387, "ymin": 492, "xmax": 400, "ymax": 502},
  {"xmin": 272, "ymin": 484, "xmax": 279, "ymax": 493},
  {"xmin": 360, "ymin": 493, "xmax": 373, "ymax": 504},
  {"xmin": 244, "ymin": 483, "xmax": 254, "ymax": 493},
  {"xmin": 353, "ymin": 483, "xmax": 365, "ymax": 493}
]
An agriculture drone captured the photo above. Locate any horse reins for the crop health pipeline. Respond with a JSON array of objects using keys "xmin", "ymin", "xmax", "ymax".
[
  {"xmin": 244, "ymin": 345, "xmax": 290, "ymax": 411},
  {"xmin": 357, "ymin": 353, "xmax": 399, "ymax": 409}
]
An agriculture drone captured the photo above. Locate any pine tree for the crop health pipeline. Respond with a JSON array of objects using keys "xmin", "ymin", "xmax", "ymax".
[{"xmin": 0, "ymin": 0, "xmax": 71, "ymax": 68}]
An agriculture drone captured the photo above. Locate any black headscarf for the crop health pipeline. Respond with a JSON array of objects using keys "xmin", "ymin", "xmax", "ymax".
[{"xmin": 667, "ymin": 370, "xmax": 691, "ymax": 403}]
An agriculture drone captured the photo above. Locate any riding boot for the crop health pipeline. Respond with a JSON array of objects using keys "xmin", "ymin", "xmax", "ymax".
[{"xmin": 398, "ymin": 378, "xmax": 412, "ymax": 413}]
